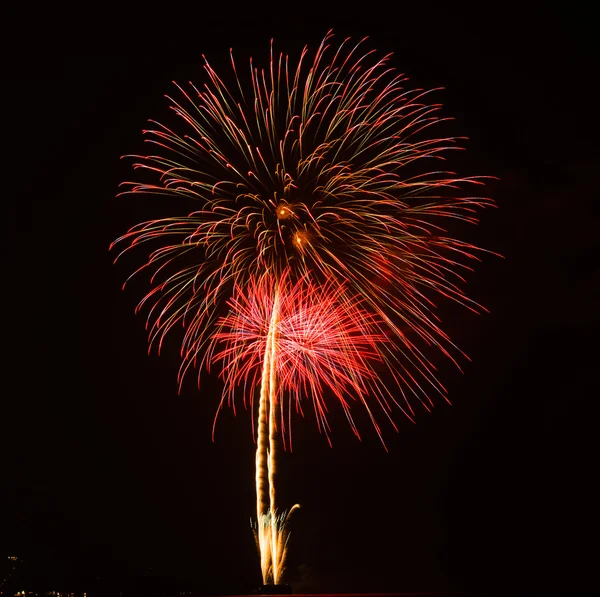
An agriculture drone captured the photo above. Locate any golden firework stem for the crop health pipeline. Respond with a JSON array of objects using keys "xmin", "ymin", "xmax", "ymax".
[
  {"xmin": 255, "ymin": 335, "xmax": 271, "ymax": 528},
  {"xmin": 254, "ymin": 288, "xmax": 299, "ymax": 585},
  {"xmin": 256, "ymin": 287, "xmax": 280, "ymax": 584},
  {"xmin": 268, "ymin": 289, "xmax": 280, "ymax": 581}
]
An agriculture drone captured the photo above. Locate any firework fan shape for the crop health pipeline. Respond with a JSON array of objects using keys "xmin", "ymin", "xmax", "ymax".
[
  {"xmin": 209, "ymin": 271, "xmax": 398, "ymax": 449},
  {"xmin": 111, "ymin": 30, "xmax": 495, "ymax": 584}
]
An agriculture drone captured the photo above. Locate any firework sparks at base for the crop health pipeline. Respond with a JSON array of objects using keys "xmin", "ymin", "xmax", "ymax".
[{"xmin": 252, "ymin": 506, "xmax": 301, "ymax": 585}]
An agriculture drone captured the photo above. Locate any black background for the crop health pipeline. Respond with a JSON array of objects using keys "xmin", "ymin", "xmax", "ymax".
[{"xmin": 6, "ymin": 6, "xmax": 598, "ymax": 596}]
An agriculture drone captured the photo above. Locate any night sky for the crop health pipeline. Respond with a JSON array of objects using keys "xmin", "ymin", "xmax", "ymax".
[{"xmin": 6, "ymin": 7, "xmax": 599, "ymax": 596}]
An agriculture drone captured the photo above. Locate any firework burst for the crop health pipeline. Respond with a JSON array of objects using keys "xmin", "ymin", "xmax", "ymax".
[
  {"xmin": 111, "ymin": 30, "xmax": 495, "ymax": 584},
  {"xmin": 210, "ymin": 271, "xmax": 402, "ymax": 449}
]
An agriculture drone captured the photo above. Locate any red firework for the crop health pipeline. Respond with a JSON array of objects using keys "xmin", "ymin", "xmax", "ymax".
[
  {"xmin": 111, "ymin": 30, "xmax": 496, "ymax": 445},
  {"xmin": 207, "ymin": 270, "xmax": 410, "ymax": 448}
]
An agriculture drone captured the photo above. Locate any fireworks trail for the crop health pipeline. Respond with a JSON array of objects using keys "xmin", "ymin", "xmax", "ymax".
[
  {"xmin": 210, "ymin": 272, "xmax": 394, "ymax": 582},
  {"xmin": 111, "ymin": 30, "xmax": 496, "ymax": 584}
]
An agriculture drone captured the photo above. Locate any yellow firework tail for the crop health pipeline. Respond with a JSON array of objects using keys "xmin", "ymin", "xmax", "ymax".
[
  {"xmin": 254, "ymin": 288, "xmax": 299, "ymax": 584},
  {"xmin": 268, "ymin": 290, "xmax": 279, "ymax": 582},
  {"xmin": 255, "ymin": 293, "xmax": 275, "ymax": 583}
]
